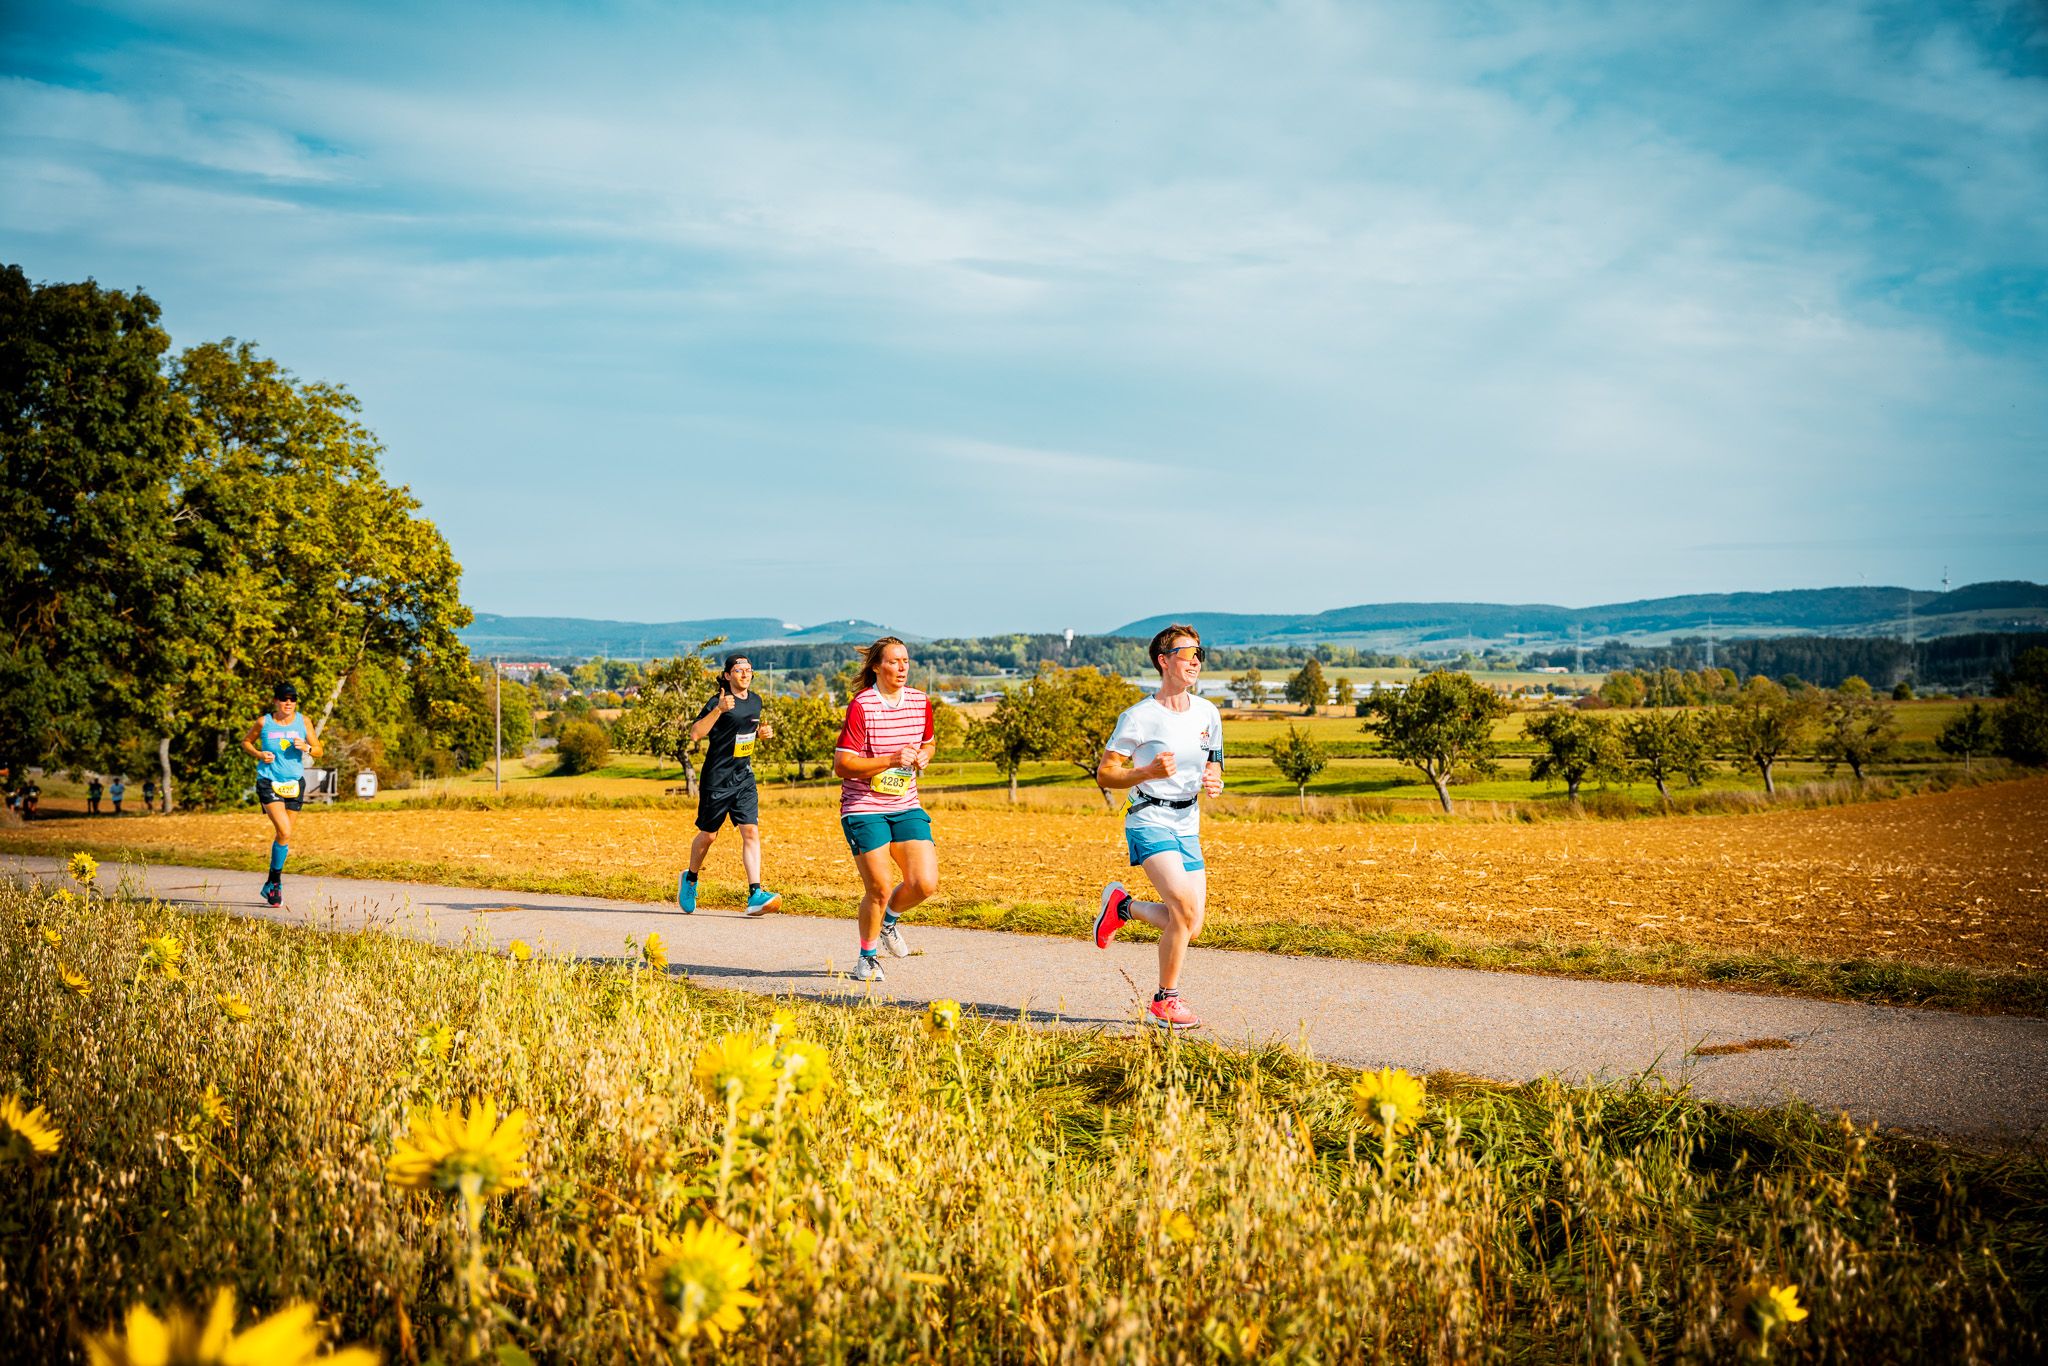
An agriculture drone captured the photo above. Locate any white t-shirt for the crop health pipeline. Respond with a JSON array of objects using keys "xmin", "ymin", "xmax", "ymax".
[{"xmin": 1105, "ymin": 694, "xmax": 1223, "ymax": 836}]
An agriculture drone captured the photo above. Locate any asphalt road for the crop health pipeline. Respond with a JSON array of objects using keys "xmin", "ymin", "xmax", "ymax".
[{"xmin": 14, "ymin": 854, "xmax": 2047, "ymax": 1145}]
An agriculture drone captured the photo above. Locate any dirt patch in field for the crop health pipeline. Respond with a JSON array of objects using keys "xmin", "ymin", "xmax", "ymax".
[{"xmin": 10, "ymin": 777, "xmax": 2045, "ymax": 968}]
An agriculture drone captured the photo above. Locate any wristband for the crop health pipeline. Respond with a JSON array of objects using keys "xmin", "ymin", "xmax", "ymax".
[{"xmin": 1207, "ymin": 749, "xmax": 1225, "ymax": 768}]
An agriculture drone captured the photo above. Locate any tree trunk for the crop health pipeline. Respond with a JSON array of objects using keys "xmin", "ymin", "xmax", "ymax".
[
  {"xmin": 1655, "ymin": 774, "xmax": 1671, "ymax": 803},
  {"xmin": 1848, "ymin": 757, "xmax": 1865, "ymax": 782},
  {"xmin": 1567, "ymin": 776, "xmax": 1582, "ymax": 803},
  {"xmin": 1760, "ymin": 759, "xmax": 1775, "ymax": 795},
  {"xmin": 157, "ymin": 735, "xmax": 176, "ymax": 814},
  {"xmin": 1008, "ymin": 769, "xmax": 1018, "ymax": 804},
  {"xmin": 1297, "ymin": 783, "xmax": 1307, "ymax": 815},
  {"xmin": 1431, "ymin": 775, "xmax": 1453, "ymax": 814}
]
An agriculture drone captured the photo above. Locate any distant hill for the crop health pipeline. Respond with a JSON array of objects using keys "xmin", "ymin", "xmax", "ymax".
[
  {"xmin": 460, "ymin": 614, "xmax": 912, "ymax": 660},
  {"xmin": 1113, "ymin": 581, "xmax": 2048, "ymax": 649}
]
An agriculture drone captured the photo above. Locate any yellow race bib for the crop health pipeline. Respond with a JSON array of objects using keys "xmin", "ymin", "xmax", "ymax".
[
  {"xmin": 733, "ymin": 731, "xmax": 757, "ymax": 758},
  {"xmin": 872, "ymin": 768, "xmax": 914, "ymax": 797},
  {"xmin": 270, "ymin": 779, "xmax": 301, "ymax": 799}
]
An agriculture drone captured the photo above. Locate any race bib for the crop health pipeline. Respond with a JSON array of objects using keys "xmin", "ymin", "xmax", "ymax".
[
  {"xmin": 270, "ymin": 779, "xmax": 302, "ymax": 799},
  {"xmin": 872, "ymin": 767, "xmax": 914, "ymax": 797},
  {"xmin": 733, "ymin": 731, "xmax": 757, "ymax": 758}
]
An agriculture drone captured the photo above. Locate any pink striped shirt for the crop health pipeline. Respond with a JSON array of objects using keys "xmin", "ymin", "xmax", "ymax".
[{"xmin": 836, "ymin": 686, "xmax": 935, "ymax": 814}]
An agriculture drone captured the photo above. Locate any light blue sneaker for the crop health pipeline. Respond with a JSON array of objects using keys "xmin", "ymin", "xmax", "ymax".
[
  {"xmin": 677, "ymin": 873, "xmax": 697, "ymax": 914},
  {"xmin": 743, "ymin": 887, "xmax": 782, "ymax": 918}
]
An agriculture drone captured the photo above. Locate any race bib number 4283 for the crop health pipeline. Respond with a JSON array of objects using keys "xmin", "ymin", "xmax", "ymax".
[{"xmin": 872, "ymin": 768, "xmax": 914, "ymax": 797}]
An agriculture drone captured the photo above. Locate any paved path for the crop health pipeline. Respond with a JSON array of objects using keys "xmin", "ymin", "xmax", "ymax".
[{"xmin": 15, "ymin": 855, "xmax": 2048, "ymax": 1145}]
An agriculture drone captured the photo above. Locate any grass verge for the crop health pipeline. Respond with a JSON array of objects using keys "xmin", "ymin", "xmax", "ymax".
[
  {"xmin": 4, "ymin": 875, "xmax": 2044, "ymax": 1361},
  {"xmin": 8, "ymin": 835, "xmax": 2047, "ymax": 1017}
]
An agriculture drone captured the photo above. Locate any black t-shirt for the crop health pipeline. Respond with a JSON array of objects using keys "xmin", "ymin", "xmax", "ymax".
[{"xmin": 696, "ymin": 690, "xmax": 764, "ymax": 795}]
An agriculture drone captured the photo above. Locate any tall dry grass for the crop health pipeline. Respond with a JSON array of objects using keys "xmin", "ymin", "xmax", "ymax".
[{"xmin": 3, "ymin": 869, "xmax": 2043, "ymax": 1362}]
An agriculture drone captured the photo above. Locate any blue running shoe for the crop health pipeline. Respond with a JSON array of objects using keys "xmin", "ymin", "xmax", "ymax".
[
  {"xmin": 677, "ymin": 873, "xmax": 697, "ymax": 914},
  {"xmin": 743, "ymin": 887, "xmax": 782, "ymax": 918}
]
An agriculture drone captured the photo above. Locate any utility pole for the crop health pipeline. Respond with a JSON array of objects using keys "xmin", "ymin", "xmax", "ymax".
[
  {"xmin": 1705, "ymin": 618, "xmax": 1715, "ymax": 670},
  {"xmin": 494, "ymin": 658, "xmax": 503, "ymax": 793},
  {"xmin": 1573, "ymin": 623, "xmax": 1584, "ymax": 676}
]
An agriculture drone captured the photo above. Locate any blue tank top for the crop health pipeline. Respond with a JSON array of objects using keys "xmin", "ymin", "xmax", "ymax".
[{"xmin": 259, "ymin": 714, "xmax": 311, "ymax": 782}]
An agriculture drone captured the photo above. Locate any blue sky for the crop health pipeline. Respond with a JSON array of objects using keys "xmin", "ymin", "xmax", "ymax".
[{"xmin": 5, "ymin": 0, "xmax": 2044, "ymax": 635}]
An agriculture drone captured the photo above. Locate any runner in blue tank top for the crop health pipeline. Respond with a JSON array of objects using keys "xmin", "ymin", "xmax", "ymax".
[{"xmin": 238, "ymin": 682, "xmax": 323, "ymax": 907}]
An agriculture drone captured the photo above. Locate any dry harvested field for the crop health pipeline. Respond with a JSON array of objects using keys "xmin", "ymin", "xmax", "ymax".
[{"xmin": 10, "ymin": 776, "xmax": 2046, "ymax": 971}]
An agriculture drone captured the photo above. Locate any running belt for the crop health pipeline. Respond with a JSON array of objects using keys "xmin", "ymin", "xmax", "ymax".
[{"xmin": 1129, "ymin": 790, "xmax": 1198, "ymax": 812}]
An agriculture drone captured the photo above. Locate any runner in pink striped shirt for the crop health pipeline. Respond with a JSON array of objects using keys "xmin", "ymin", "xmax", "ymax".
[{"xmin": 833, "ymin": 636, "xmax": 938, "ymax": 983}]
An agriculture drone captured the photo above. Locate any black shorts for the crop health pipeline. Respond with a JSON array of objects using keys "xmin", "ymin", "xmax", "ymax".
[
  {"xmin": 256, "ymin": 777, "xmax": 305, "ymax": 812},
  {"xmin": 695, "ymin": 782, "xmax": 759, "ymax": 833}
]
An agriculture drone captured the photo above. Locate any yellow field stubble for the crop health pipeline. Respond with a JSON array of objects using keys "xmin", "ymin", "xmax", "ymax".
[{"xmin": 14, "ymin": 777, "xmax": 2046, "ymax": 967}]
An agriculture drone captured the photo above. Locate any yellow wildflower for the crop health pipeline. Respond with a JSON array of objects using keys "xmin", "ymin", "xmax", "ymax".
[
  {"xmin": 82, "ymin": 1287, "xmax": 376, "ymax": 1366},
  {"xmin": 415, "ymin": 1022, "xmax": 455, "ymax": 1062},
  {"xmin": 386, "ymin": 1098, "xmax": 530, "ymax": 1198},
  {"xmin": 925, "ymin": 999, "xmax": 961, "ymax": 1036},
  {"xmin": 52, "ymin": 887, "xmax": 77, "ymax": 909},
  {"xmin": 215, "ymin": 993, "xmax": 252, "ymax": 1023},
  {"xmin": 193, "ymin": 1083, "xmax": 233, "ymax": 1132},
  {"xmin": 68, "ymin": 851, "xmax": 99, "ymax": 885},
  {"xmin": 1, "ymin": 1095, "xmax": 62, "ymax": 1160},
  {"xmin": 693, "ymin": 1033, "xmax": 777, "ymax": 1110},
  {"xmin": 58, "ymin": 963, "xmax": 91, "ymax": 998},
  {"xmin": 779, "ymin": 1039, "xmax": 835, "ymax": 1113},
  {"xmin": 139, "ymin": 933, "xmax": 184, "ymax": 982},
  {"xmin": 39, "ymin": 925, "xmax": 61, "ymax": 948},
  {"xmin": 644, "ymin": 1219, "xmax": 762, "ymax": 1345},
  {"xmin": 507, "ymin": 939, "xmax": 532, "ymax": 963},
  {"xmin": 1352, "ymin": 1066, "xmax": 1427, "ymax": 1138},
  {"xmin": 1732, "ymin": 1278, "xmax": 1810, "ymax": 1357},
  {"xmin": 643, "ymin": 931, "xmax": 668, "ymax": 971},
  {"xmin": 766, "ymin": 1007, "xmax": 797, "ymax": 1043},
  {"xmin": 1164, "ymin": 1209, "xmax": 1198, "ymax": 1245}
]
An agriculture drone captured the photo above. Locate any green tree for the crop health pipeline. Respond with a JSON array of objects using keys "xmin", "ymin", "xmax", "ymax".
[
  {"xmin": 1816, "ymin": 689, "xmax": 1899, "ymax": 782},
  {"xmin": 931, "ymin": 697, "xmax": 967, "ymax": 756},
  {"xmin": 1717, "ymin": 677, "xmax": 1819, "ymax": 796},
  {"xmin": 969, "ymin": 667, "xmax": 1068, "ymax": 803},
  {"xmin": 610, "ymin": 641, "xmax": 723, "ymax": 795},
  {"xmin": 1045, "ymin": 666, "xmax": 1144, "ymax": 808},
  {"xmin": 1331, "ymin": 675, "xmax": 1355, "ymax": 709},
  {"xmin": 1599, "ymin": 671, "xmax": 1645, "ymax": 708},
  {"xmin": 1268, "ymin": 723, "xmax": 1328, "ymax": 813},
  {"xmin": 1891, "ymin": 680, "xmax": 1915, "ymax": 701},
  {"xmin": 1936, "ymin": 702, "xmax": 1995, "ymax": 775},
  {"xmin": 1228, "ymin": 669, "xmax": 1265, "ymax": 708},
  {"xmin": 760, "ymin": 691, "xmax": 844, "ymax": 780},
  {"xmin": 1358, "ymin": 672, "xmax": 1510, "ymax": 814},
  {"xmin": 1523, "ymin": 709, "xmax": 1620, "ymax": 804},
  {"xmin": 1620, "ymin": 709, "xmax": 1713, "ymax": 805},
  {"xmin": 0, "ymin": 266, "xmax": 190, "ymax": 780},
  {"xmin": 554, "ymin": 720, "xmax": 611, "ymax": 776},
  {"xmin": 152, "ymin": 339, "xmax": 472, "ymax": 805},
  {"xmin": 1286, "ymin": 658, "xmax": 1328, "ymax": 714},
  {"xmin": 1995, "ymin": 647, "xmax": 2048, "ymax": 766}
]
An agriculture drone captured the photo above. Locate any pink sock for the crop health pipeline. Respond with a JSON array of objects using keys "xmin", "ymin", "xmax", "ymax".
[{"xmin": 860, "ymin": 938, "xmax": 879, "ymax": 953}]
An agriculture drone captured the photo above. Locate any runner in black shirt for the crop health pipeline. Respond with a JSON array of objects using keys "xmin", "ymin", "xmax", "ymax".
[{"xmin": 679, "ymin": 653, "xmax": 781, "ymax": 916}]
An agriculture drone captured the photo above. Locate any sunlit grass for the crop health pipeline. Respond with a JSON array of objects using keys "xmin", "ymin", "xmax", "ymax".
[{"xmin": 4, "ymin": 871, "xmax": 2044, "ymax": 1361}]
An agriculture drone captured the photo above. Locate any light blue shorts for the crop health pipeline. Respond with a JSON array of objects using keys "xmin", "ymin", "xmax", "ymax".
[{"xmin": 1125, "ymin": 826, "xmax": 1204, "ymax": 871}]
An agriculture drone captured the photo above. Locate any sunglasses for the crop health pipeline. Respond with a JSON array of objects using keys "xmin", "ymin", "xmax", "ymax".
[{"xmin": 1161, "ymin": 645, "xmax": 1207, "ymax": 662}]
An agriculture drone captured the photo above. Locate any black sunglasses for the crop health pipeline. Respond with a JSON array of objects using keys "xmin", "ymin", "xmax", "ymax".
[{"xmin": 1161, "ymin": 644, "xmax": 1207, "ymax": 663}]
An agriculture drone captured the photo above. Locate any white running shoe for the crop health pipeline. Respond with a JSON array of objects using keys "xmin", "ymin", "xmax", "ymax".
[
  {"xmin": 880, "ymin": 920, "xmax": 912, "ymax": 958},
  {"xmin": 853, "ymin": 954, "xmax": 886, "ymax": 983}
]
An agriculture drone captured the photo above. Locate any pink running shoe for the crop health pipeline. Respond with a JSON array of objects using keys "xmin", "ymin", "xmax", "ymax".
[
  {"xmin": 1095, "ymin": 882, "xmax": 1132, "ymax": 949},
  {"xmin": 1146, "ymin": 994, "xmax": 1200, "ymax": 1031}
]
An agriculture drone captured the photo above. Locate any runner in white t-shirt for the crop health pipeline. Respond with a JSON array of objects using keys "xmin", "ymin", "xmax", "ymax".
[{"xmin": 1091, "ymin": 624, "xmax": 1224, "ymax": 1031}]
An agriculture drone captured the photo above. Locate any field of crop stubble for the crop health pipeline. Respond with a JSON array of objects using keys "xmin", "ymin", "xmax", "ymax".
[{"xmin": 7, "ymin": 777, "xmax": 2045, "ymax": 1007}]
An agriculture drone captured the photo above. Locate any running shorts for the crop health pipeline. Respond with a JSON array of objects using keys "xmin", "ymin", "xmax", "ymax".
[
  {"xmin": 841, "ymin": 808, "xmax": 934, "ymax": 856},
  {"xmin": 1126, "ymin": 826, "xmax": 1204, "ymax": 871},
  {"xmin": 255, "ymin": 777, "xmax": 305, "ymax": 812},
  {"xmin": 696, "ymin": 782, "xmax": 760, "ymax": 833}
]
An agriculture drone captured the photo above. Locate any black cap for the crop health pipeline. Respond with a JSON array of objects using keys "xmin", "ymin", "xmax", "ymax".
[
  {"xmin": 722, "ymin": 653, "xmax": 752, "ymax": 672},
  {"xmin": 273, "ymin": 682, "xmax": 299, "ymax": 701}
]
